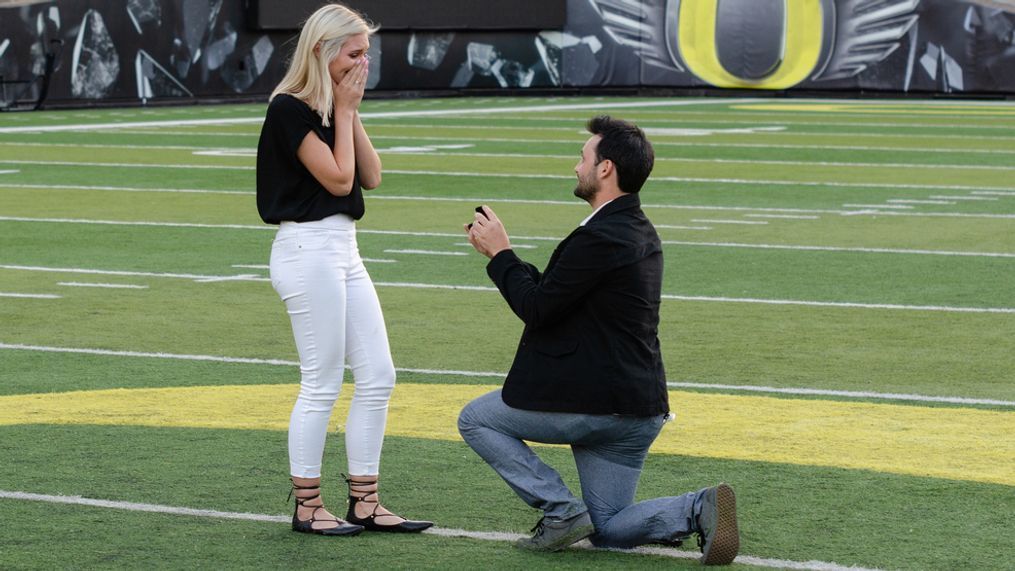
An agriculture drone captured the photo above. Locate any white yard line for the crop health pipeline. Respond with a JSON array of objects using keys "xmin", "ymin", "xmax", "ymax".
[
  {"xmin": 744, "ymin": 214, "xmax": 819, "ymax": 220},
  {"xmin": 690, "ymin": 219, "xmax": 768, "ymax": 225},
  {"xmin": 661, "ymin": 294, "xmax": 1015, "ymax": 314},
  {"xmin": 655, "ymin": 225, "xmax": 713, "ymax": 230},
  {"xmin": 0, "ymin": 343, "xmax": 1011, "ymax": 407},
  {"xmin": 383, "ymin": 249, "xmax": 468, "ymax": 256},
  {"xmin": 3, "ymin": 163, "xmax": 1015, "ymax": 196},
  {"xmin": 1, "ymin": 265, "xmax": 1013, "ymax": 314},
  {"xmin": 57, "ymin": 282, "xmax": 148, "ymax": 289},
  {"xmin": 0, "ymin": 490, "xmax": 881, "ymax": 571},
  {"xmin": 0, "ymin": 99, "xmax": 741, "ymax": 134},
  {"xmin": 363, "ymin": 134, "xmax": 1015, "ymax": 155},
  {"xmin": 1, "ymin": 217, "xmax": 1013, "ymax": 258},
  {"xmin": 0, "ymin": 292, "xmax": 61, "ymax": 299}
]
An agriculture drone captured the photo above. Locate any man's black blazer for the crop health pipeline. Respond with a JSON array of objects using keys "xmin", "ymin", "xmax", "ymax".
[{"xmin": 486, "ymin": 193, "xmax": 669, "ymax": 416}]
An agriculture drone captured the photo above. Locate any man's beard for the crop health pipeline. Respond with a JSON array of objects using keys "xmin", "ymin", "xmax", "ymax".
[{"xmin": 573, "ymin": 174, "xmax": 598, "ymax": 202}]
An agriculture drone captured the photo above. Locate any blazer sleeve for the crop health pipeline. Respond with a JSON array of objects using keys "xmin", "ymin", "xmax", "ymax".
[{"xmin": 486, "ymin": 228, "xmax": 620, "ymax": 328}]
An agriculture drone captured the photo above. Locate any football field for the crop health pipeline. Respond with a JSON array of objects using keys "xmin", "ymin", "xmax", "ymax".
[{"xmin": 1, "ymin": 96, "xmax": 1013, "ymax": 569}]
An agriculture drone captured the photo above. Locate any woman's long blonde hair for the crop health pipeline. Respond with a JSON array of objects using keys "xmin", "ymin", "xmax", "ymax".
[{"xmin": 271, "ymin": 3, "xmax": 377, "ymax": 126}]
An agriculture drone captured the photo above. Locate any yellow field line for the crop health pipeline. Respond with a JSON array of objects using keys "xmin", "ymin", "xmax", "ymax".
[
  {"xmin": 1, "ymin": 383, "xmax": 1011, "ymax": 486},
  {"xmin": 731, "ymin": 103, "xmax": 1015, "ymax": 116}
]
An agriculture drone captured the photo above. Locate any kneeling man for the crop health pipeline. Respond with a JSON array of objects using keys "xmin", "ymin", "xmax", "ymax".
[{"xmin": 459, "ymin": 116, "xmax": 739, "ymax": 565}]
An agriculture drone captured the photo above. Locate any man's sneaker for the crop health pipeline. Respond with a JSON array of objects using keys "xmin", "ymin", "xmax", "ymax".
[
  {"xmin": 696, "ymin": 483, "xmax": 739, "ymax": 565},
  {"xmin": 515, "ymin": 512, "xmax": 594, "ymax": 552}
]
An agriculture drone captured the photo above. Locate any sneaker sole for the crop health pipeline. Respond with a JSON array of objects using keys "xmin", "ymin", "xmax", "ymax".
[{"xmin": 701, "ymin": 484, "xmax": 739, "ymax": 565}]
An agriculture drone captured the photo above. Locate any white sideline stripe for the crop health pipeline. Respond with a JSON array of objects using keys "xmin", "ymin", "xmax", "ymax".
[
  {"xmin": 3, "ymin": 267, "xmax": 1011, "ymax": 313},
  {"xmin": 0, "ymin": 99, "xmax": 739, "ymax": 134},
  {"xmin": 0, "ymin": 169, "xmax": 19, "ymax": 174},
  {"xmin": 0, "ymin": 490, "xmax": 878, "ymax": 571},
  {"xmin": 1, "ymin": 218, "xmax": 1013, "ymax": 258},
  {"xmin": 231, "ymin": 264, "xmax": 268, "ymax": 269},
  {"xmin": 1, "ymin": 343, "xmax": 1011, "ymax": 407},
  {"xmin": 57, "ymin": 282, "xmax": 148, "ymax": 290},
  {"xmin": 656, "ymin": 225, "xmax": 712, "ymax": 230},
  {"xmin": 0, "ymin": 292, "xmax": 61, "ymax": 299},
  {"xmin": 662, "ymin": 294, "xmax": 1015, "ymax": 314},
  {"xmin": 0, "ymin": 159, "xmax": 252, "ymax": 170}
]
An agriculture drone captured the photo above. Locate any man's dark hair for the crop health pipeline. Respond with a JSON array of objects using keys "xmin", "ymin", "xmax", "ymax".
[{"xmin": 586, "ymin": 115, "xmax": 655, "ymax": 193}]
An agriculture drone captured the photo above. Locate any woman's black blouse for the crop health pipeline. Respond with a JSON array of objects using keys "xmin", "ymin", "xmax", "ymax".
[{"xmin": 256, "ymin": 94, "xmax": 364, "ymax": 224}]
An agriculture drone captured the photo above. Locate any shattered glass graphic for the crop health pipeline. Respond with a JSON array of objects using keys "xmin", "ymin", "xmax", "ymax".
[
  {"xmin": 126, "ymin": 0, "xmax": 161, "ymax": 35},
  {"xmin": 366, "ymin": 39, "xmax": 381, "ymax": 89},
  {"xmin": 408, "ymin": 32, "xmax": 454, "ymax": 70},
  {"xmin": 220, "ymin": 34, "xmax": 273, "ymax": 92},
  {"xmin": 135, "ymin": 49, "xmax": 193, "ymax": 100},
  {"xmin": 536, "ymin": 31, "xmax": 603, "ymax": 86},
  {"xmin": 70, "ymin": 9, "xmax": 119, "ymax": 99}
]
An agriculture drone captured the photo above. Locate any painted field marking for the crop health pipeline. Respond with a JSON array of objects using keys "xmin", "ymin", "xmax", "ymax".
[
  {"xmin": 366, "ymin": 151, "xmax": 1015, "ymax": 172},
  {"xmin": 972, "ymin": 190, "xmax": 1015, "ymax": 196},
  {"xmin": 363, "ymin": 134, "xmax": 1015, "ymax": 155},
  {"xmin": 57, "ymin": 282, "xmax": 148, "ymax": 290},
  {"xmin": 383, "ymin": 249, "xmax": 468, "ymax": 256},
  {"xmin": 930, "ymin": 195, "xmax": 999, "ymax": 201},
  {"xmin": 842, "ymin": 204, "xmax": 914, "ymax": 210},
  {"xmin": 381, "ymin": 170, "xmax": 1015, "ymax": 195},
  {"xmin": 659, "ymin": 241, "xmax": 1015, "ymax": 259},
  {"xmin": 3, "ymin": 264, "xmax": 1015, "ymax": 314},
  {"xmin": 660, "ymin": 295, "xmax": 1015, "ymax": 314},
  {"xmin": 1, "ymin": 383, "xmax": 1012, "ymax": 485},
  {"xmin": 744, "ymin": 214, "xmax": 819, "ymax": 220},
  {"xmin": 690, "ymin": 219, "xmax": 768, "ymax": 225},
  {"xmin": 0, "ymin": 169, "xmax": 19, "ymax": 174},
  {"xmin": 0, "ymin": 184, "xmax": 251, "ymax": 195},
  {"xmin": 655, "ymin": 225, "xmax": 712, "ymax": 230},
  {"xmin": 0, "ymin": 98, "xmax": 744, "ymax": 134},
  {"xmin": 231, "ymin": 264, "xmax": 268, "ymax": 269},
  {"xmin": 1, "ymin": 218, "xmax": 1013, "ymax": 258},
  {"xmin": 0, "ymin": 292, "xmax": 61, "ymax": 299},
  {"xmin": 1, "ymin": 343, "xmax": 1012, "ymax": 407},
  {"xmin": 4, "ymin": 161, "xmax": 1015, "ymax": 197},
  {"xmin": 482, "ymin": 112, "xmax": 1015, "ymax": 131},
  {"xmin": 886, "ymin": 199, "xmax": 955, "ymax": 205},
  {"xmin": 0, "ymin": 490, "xmax": 876, "ymax": 571}
]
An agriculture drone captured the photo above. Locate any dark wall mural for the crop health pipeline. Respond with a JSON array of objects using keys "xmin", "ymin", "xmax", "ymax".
[{"xmin": 1, "ymin": 0, "xmax": 1012, "ymax": 109}]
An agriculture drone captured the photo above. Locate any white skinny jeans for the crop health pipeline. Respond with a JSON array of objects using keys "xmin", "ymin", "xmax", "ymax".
[{"xmin": 269, "ymin": 214, "xmax": 395, "ymax": 478}]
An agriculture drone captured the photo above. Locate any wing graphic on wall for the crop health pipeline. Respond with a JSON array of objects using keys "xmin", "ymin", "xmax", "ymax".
[
  {"xmin": 813, "ymin": 0, "xmax": 921, "ymax": 80},
  {"xmin": 587, "ymin": 0, "xmax": 684, "ymax": 71}
]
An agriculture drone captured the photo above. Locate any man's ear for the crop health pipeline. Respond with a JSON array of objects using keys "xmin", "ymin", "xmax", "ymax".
[{"xmin": 597, "ymin": 158, "xmax": 614, "ymax": 180}]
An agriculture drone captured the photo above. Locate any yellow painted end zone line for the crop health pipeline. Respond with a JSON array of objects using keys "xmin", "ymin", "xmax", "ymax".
[{"xmin": 0, "ymin": 383, "xmax": 1012, "ymax": 486}]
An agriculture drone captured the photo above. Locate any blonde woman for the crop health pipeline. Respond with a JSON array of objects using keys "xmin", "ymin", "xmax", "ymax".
[{"xmin": 256, "ymin": 3, "xmax": 432, "ymax": 536}]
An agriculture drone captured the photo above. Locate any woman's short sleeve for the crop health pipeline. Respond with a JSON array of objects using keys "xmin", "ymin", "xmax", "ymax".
[{"xmin": 266, "ymin": 95, "xmax": 324, "ymax": 157}]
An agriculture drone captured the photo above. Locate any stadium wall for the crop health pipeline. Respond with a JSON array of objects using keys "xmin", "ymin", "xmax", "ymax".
[{"xmin": 1, "ymin": 0, "xmax": 1013, "ymax": 109}]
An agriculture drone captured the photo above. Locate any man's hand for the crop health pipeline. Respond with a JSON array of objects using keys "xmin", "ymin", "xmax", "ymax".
[{"xmin": 465, "ymin": 205, "xmax": 511, "ymax": 259}]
